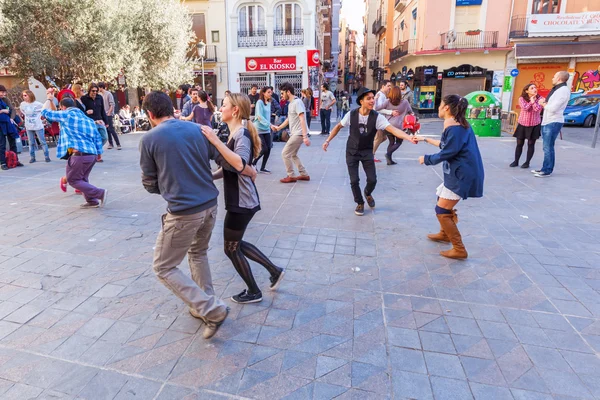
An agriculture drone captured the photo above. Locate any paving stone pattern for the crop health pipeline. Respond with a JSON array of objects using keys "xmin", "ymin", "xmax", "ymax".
[{"xmin": 0, "ymin": 123, "xmax": 599, "ymax": 399}]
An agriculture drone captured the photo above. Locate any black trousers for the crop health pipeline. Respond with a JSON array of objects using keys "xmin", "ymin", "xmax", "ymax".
[
  {"xmin": 253, "ymin": 132, "xmax": 272, "ymax": 170},
  {"xmin": 106, "ymin": 115, "xmax": 120, "ymax": 146},
  {"xmin": 346, "ymin": 151, "xmax": 377, "ymax": 204},
  {"xmin": 0, "ymin": 133, "xmax": 18, "ymax": 165},
  {"xmin": 320, "ymin": 109, "xmax": 331, "ymax": 134}
]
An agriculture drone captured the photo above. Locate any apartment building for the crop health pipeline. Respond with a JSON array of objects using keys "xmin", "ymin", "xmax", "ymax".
[{"xmin": 225, "ymin": 0, "xmax": 317, "ymax": 95}]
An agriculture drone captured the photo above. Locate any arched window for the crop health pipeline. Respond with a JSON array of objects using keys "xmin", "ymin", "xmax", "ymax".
[
  {"xmin": 238, "ymin": 4, "xmax": 267, "ymax": 47},
  {"xmin": 275, "ymin": 3, "xmax": 302, "ymax": 35},
  {"xmin": 238, "ymin": 4, "xmax": 266, "ymax": 36}
]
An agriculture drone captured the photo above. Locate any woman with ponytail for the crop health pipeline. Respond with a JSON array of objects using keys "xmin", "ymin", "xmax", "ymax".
[
  {"xmin": 201, "ymin": 93, "xmax": 285, "ymax": 304},
  {"xmin": 192, "ymin": 90, "xmax": 215, "ymax": 127},
  {"xmin": 415, "ymin": 94, "xmax": 484, "ymax": 259}
]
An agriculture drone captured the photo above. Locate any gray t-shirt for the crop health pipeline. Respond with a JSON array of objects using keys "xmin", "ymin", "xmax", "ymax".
[
  {"xmin": 100, "ymin": 91, "xmax": 115, "ymax": 116},
  {"xmin": 288, "ymin": 98, "xmax": 306, "ymax": 136},
  {"xmin": 320, "ymin": 91, "xmax": 335, "ymax": 109}
]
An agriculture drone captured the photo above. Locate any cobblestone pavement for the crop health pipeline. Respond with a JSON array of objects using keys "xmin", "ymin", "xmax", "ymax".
[{"xmin": 0, "ymin": 122, "xmax": 599, "ymax": 400}]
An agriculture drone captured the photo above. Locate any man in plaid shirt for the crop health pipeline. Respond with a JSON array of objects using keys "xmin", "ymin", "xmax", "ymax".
[{"xmin": 42, "ymin": 95, "xmax": 108, "ymax": 209}]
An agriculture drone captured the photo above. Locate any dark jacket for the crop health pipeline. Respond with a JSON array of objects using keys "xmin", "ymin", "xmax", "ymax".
[
  {"xmin": 0, "ymin": 98, "xmax": 19, "ymax": 138},
  {"xmin": 81, "ymin": 94, "xmax": 108, "ymax": 124},
  {"xmin": 424, "ymin": 125, "xmax": 484, "ymax": 199},
  {"xmin": 347, "ymin": 109, "xmax": 378, "ymax": 154},
  {"xmin": 270, "ymin": 98, "xmax": 281, "ymax": 122}
]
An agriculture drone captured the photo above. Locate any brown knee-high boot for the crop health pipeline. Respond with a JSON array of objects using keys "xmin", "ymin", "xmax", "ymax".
[
  {"xmin": 427, "ymin": 210, "xmax": 459, "ymax": 243},
  {"xmin": 437, "ymin": 212, "xmax": 468, "ymax": 259}
]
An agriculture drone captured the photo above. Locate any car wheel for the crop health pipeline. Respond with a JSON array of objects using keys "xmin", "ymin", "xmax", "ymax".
[{"xmin": 584, "ymin": 114, "xmax": 596, "ymax": 128}]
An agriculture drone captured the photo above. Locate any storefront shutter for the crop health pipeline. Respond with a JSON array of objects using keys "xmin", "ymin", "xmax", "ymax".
[{"xmin": 442, "ymin": 78, "xmax": 486, "ymax": 99}]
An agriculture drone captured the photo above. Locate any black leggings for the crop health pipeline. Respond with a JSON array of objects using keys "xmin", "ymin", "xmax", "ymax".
[
  {"xmin": 514, "ymin": 138, "xmax": 536, "ymax": 164},
  {"xmin": 253, "ymin": 133, "xmax": 272, "ymax": 170},
  {"xmin": 386, "ymin": 134, "xmax": 403, "ymax": 159},
  {"xmin": 224, "ymin": 211, "xmax": 281, "ymax": 295}
]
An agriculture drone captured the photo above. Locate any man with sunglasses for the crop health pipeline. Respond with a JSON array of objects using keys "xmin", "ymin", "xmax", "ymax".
[
  {"xmin": 82, "ymin": 84, "xmax": 108, "ymax": 162},
  {"xmin": 322, "ymin": 87, "xmax": 418, "ymax": 216}
]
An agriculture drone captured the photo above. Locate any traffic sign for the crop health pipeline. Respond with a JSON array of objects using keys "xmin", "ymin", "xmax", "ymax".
[{"xmin": 510, "ymin": 69, "xmax": 519, "ymax": 77}]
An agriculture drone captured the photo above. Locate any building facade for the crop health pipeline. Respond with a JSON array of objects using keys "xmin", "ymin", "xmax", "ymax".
[
  {"xmin": 225, "ymin": 0, "xmax": 317, "ymax": 95},
  {"xmin": 316, "ymin": 0, "xmax": 342, "ymax": 92},
  {"xmin": 507, "ymin": 0, "xmax": 600, "ymax": 112},
  {"xmin": 184, "ymin": 0, "xmax": 229, "ymax": 105},
  {"xmin": 383, "ymin": 0, "xmax": 512, "ymax": 114},
  {"xmin": 364, "ymin": 0, "xmax": 380, "ymax": 89}
]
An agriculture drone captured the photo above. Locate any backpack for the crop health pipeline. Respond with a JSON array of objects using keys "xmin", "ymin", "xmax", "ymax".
[{"xmin": 5, "ymin": 151, "xmax": 17, "ymax": 168}]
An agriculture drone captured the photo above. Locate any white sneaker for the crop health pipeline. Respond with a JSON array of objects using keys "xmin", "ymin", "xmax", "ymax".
[
  {"xmin": 531, "ymin": 169, "xmax": 542, "ymax": 174},
  {"xmin": 534, "ymin": 172, "xmax": 551, "ymax": 178}
]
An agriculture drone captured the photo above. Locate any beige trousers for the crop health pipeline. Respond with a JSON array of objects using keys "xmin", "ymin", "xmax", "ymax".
[
  {"xmin": 373, "ymin": 130, "xmax": 388, "ymax": 154},
  {"xmin": 152, "ymin": 205, "xmax": 227, "ymax": 322},
  {"xmin": 282, "ymin": 134, "xmax": 308, "ymax": 177}
]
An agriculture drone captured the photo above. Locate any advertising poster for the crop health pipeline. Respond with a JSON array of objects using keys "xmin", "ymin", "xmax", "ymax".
[{"xmin": 418, "ymin": 86, "xmax": 436, "ymax": 109}]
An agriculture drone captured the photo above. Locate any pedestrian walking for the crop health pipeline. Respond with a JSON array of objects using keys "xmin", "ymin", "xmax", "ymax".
[
  {"xmin": 0, "ymin": 85, "xmax": 24, "ymax": 170},
  {"xmin": 415, "ymin": 95, "xmax": 484, "ymax": 260},
  {"xmin": 400, "ymin": 81, "xmax": 415, "ymax": 108},
  {"xmin": 301, "ymin": 89, "xmax": 313, "ymax": 129},
  {"xmin": 201, "ymin": 93, "xmax": 285, "ymax": 304},
  {"xmin": 272, "ymin": 83, "xmax": 311, "ymax": 183},
  {"xmin": 322, "ymin": 87, "xmax": 417, "ymax": 216},
  {"xmin": 248, "ymin": 85, "xmax": 260, "ymax": 117},
  {"xmin": 511, "ymin": 84, "xmax": 543, "ymax": 169},
  {"xmin": 41, "ymin": 96, "xmax": 107, "ymax": 209},
  {"xmin": 98, "ymin": 82, "xmax": 121, "ymax": 150},
  {"xmin": 19, "ymin": 90, "xmax": 51, "ymax": 163},
  {"xmin": 319, "ymin": 83, "xmax": 336, "ymax": 135},
  {"xmin": 191, "ymin": 91, "xmax": 215, "ymax": 127},
  {"xmin": 253, "ymin": 86, "xmax": 274, "ymax": 173},
  {"xmin": 375, "ymin": 86, "xmax": 413, "ymax": 165},
  {"xmin": 373, "ymin": 80, "xmax": 393, "ymax": 162},
  {"xmin": 139, "ymin": 91, "xmax": 230, "ymax": 339},
  {"xmin": 532, "ymin": 71, "xmax": 570, "ymax": 178}
]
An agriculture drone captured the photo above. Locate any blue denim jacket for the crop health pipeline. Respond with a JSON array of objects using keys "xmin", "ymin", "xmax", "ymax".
[{"xmin": 424, "ymin": 125, "xmax": 484, "ymax": 200}]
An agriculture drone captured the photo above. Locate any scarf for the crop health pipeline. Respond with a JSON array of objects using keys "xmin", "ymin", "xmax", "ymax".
[{"xmin": 545, "ymin": 82, "xmax": 567, "ymax": 103}]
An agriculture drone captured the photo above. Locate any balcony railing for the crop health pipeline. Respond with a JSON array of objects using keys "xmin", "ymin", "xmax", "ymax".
[
  {"xmin": 395, "ymin": 0, "xmax": 408, "ymax": 12},
  {"xmin": 237, "ymin": 30, "xmax": 267, "ymax": 48},
  {"xmin": 273, "ymin": 28, "xmax": 304, "ymax": 46},
  {"xmin": 203, "ymin": 45, "xmax": 218, "ymax": 62},
  {"xmin": 509, "ymin": 16, "xmax": 529, "ymax": 39},
  {"xmin": 439, "ymin": 30, "xmax": 498, "ymax": 50},
  {"xmin": 389, "ymin": 39, "xmax": 416, "ymax": 62},
  {"xmin": 368, "ymin": 59, "xmax": 379, "ymax": 70},
  {"xmin": 372, "ymin": 13, "xmax": 385, "ymax": 35}
]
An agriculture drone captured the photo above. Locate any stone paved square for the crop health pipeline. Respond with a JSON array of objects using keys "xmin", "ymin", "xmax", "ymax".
[{"xmin": 0, "ymin": 122, "xmax": 600, "ymax": 399}]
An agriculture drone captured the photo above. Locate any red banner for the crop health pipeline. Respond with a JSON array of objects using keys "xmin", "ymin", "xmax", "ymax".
[
  {"xmin": 245, "ymin": 56, "xmax": 297, "ymax": 72},
  {"xmin": 307, "ymin": 50, "xmax": 320, "ymax": 67}
]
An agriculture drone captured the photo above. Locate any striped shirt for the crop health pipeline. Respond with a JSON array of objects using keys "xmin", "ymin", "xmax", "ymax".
[
  {"xmin": 41, "ymin": 108, "xmax": 104, "ymax": 158},
  {"xmin": 518, "ymin": 96, "xmax": 542, "ymax": 127}
]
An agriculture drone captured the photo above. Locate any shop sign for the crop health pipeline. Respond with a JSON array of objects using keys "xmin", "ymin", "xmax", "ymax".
[
  {"xmin": 503, "ymin": 76, "xmax": 512, "ymax": 92},
  {"xmin": 443, "ymin": 64, "xmax": 486, "ymax": 79},
  {"xmin": 406, "ymin": 69, "xmax": 415, "ymax": 80},
  {"xmin": 424, "ymin": 68, "xmax": 434, "ymax": 75},
  {"xmin": 245, "ymin": 56, "xmax": 297, "ymax": 72},
  {"xmin": 307, "ymin": 50, "xmax": 320, "ymax": 67},
  {"xmin": 456, "ymin": 0, "xmax": 483, "ymax": 6},
  {"xmin": 528, "ymin": 12, "xmax": 600, "ymax": 36}
]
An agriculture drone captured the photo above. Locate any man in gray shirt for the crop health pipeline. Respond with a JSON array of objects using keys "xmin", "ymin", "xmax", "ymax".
[
  {"xmin": 139, "ymin": 91, "xmax": 240, "ymax": 339},
  {"xmin": 272, "ymin": 82, "xmax": 311, "ymax": 183},
  {"xmin": 99, "ymin": 82, "xmax": 121, "ymax": 150}
]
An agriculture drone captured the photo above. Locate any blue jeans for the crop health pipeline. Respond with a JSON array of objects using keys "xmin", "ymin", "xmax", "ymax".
[
  {"xmin": 27, "ymin": 129, "xmax": 49, "ymax": 159},
  {"xmin": 320, "ymin": 109, "xmax": 332, "ymax": 134},
  {"xmin": 541, "ymin": 122, "xmax": 562, "ymax": 174}
]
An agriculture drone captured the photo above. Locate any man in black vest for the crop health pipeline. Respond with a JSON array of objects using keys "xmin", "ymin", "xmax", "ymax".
[{"xmin": 323, "ymin": 87, "xmax": 418, "ymax": 216}]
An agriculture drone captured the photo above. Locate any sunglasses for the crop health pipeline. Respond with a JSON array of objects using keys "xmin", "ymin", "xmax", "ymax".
[{"xmin": 91, "ymin": 90, "xmax": 98, "ymax": 92}]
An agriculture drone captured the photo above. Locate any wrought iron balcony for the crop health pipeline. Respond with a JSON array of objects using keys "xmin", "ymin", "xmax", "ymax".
[
  {"xmin": 439, "ymin": 30, "xmax": 499, "ymax": 50},
  {"xmin": 203, "ymin": 45, "xmax": 218, "ymax": 62},
  {"xmin": 509, "ymin": 16, "xmax": 529, "ymax": 39},
  {"xmin": 368, "ymin": 59, "xmax": 379, "ymax": 70},
  {"xmin": 372, "ymin": 13, "xmax": 385, "ymax": 35},
  {"xmin": 237, "ymin": 30, "xmax": 268, "ymax": 48},
  {"xmin": 273, "ymin": 28, "xmax": 304, "ymax": 46},
  {"xmin": 389, "ymin": 39, "xmax": 416, "ymax": 63},
  {"xmin": 395, "ymin": 0, "xmax": 408, "ymax": 12}
]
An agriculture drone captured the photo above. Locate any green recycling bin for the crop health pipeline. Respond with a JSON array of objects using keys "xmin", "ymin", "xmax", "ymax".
[{"xmin": 465, "ymin": 91, "xmax": 502, "ymax": 137}]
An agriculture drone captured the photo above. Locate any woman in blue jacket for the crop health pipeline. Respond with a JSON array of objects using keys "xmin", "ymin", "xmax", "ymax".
[
  {"xmin": 252, "ymin": 87, "xmax": 274, "ymax": 173},
  {"xmin": 0, "ymin": 86, "xmax": 24, "ymax": 170},
  {"xmin": 416, "ymin": 94, "xmax": 484, "ymax": 259}
]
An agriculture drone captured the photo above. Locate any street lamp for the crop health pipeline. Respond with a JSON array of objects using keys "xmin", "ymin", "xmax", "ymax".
[{"xmin": 196, "ymin": 40, "xmax": 206, "ymax": 90}]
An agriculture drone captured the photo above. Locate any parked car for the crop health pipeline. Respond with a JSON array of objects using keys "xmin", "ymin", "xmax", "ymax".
[{"xmin": 563, "ymin": 95, "xmax": 600, "ymax": 127}]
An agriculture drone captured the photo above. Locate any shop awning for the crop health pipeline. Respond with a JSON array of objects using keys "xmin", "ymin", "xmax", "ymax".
[{"xmin": 515, "ymin": 42, "xmax": 600, "ymax": 59}]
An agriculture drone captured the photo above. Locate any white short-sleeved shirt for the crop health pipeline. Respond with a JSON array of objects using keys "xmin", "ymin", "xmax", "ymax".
[
  {"xmin": 20, "ymin": 101, "xmax": 44, "ymax": 131},
  {"xmin": 320, "ymin": 91, "xmax": 335, "ymax": 109},
  {"xmin": 340, "ymin": 110, "xmax": 390, "ymax": 131},
  {"xmin": 288, "ymin": 98, "xmax": 306, "ymax": 136}
]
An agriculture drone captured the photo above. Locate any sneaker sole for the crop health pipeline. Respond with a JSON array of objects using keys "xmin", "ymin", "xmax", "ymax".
[
  {"xmin": 230, "ymin": 296, "xmax": 263, "ymax": 304},
  {"xmin": 100, "ymin": 189, "xmax": 108, "ymax": 208},
  {"xmin": 204, "ymin": 307, "xmax": 230, "ymax": 339},
  {"xmin": 355, "ymin": 211, "xmax": 364, "ymax": 216},
  {"xmin": 270, "ymin": 270, "xmax": 285, "ymax": 291}
]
